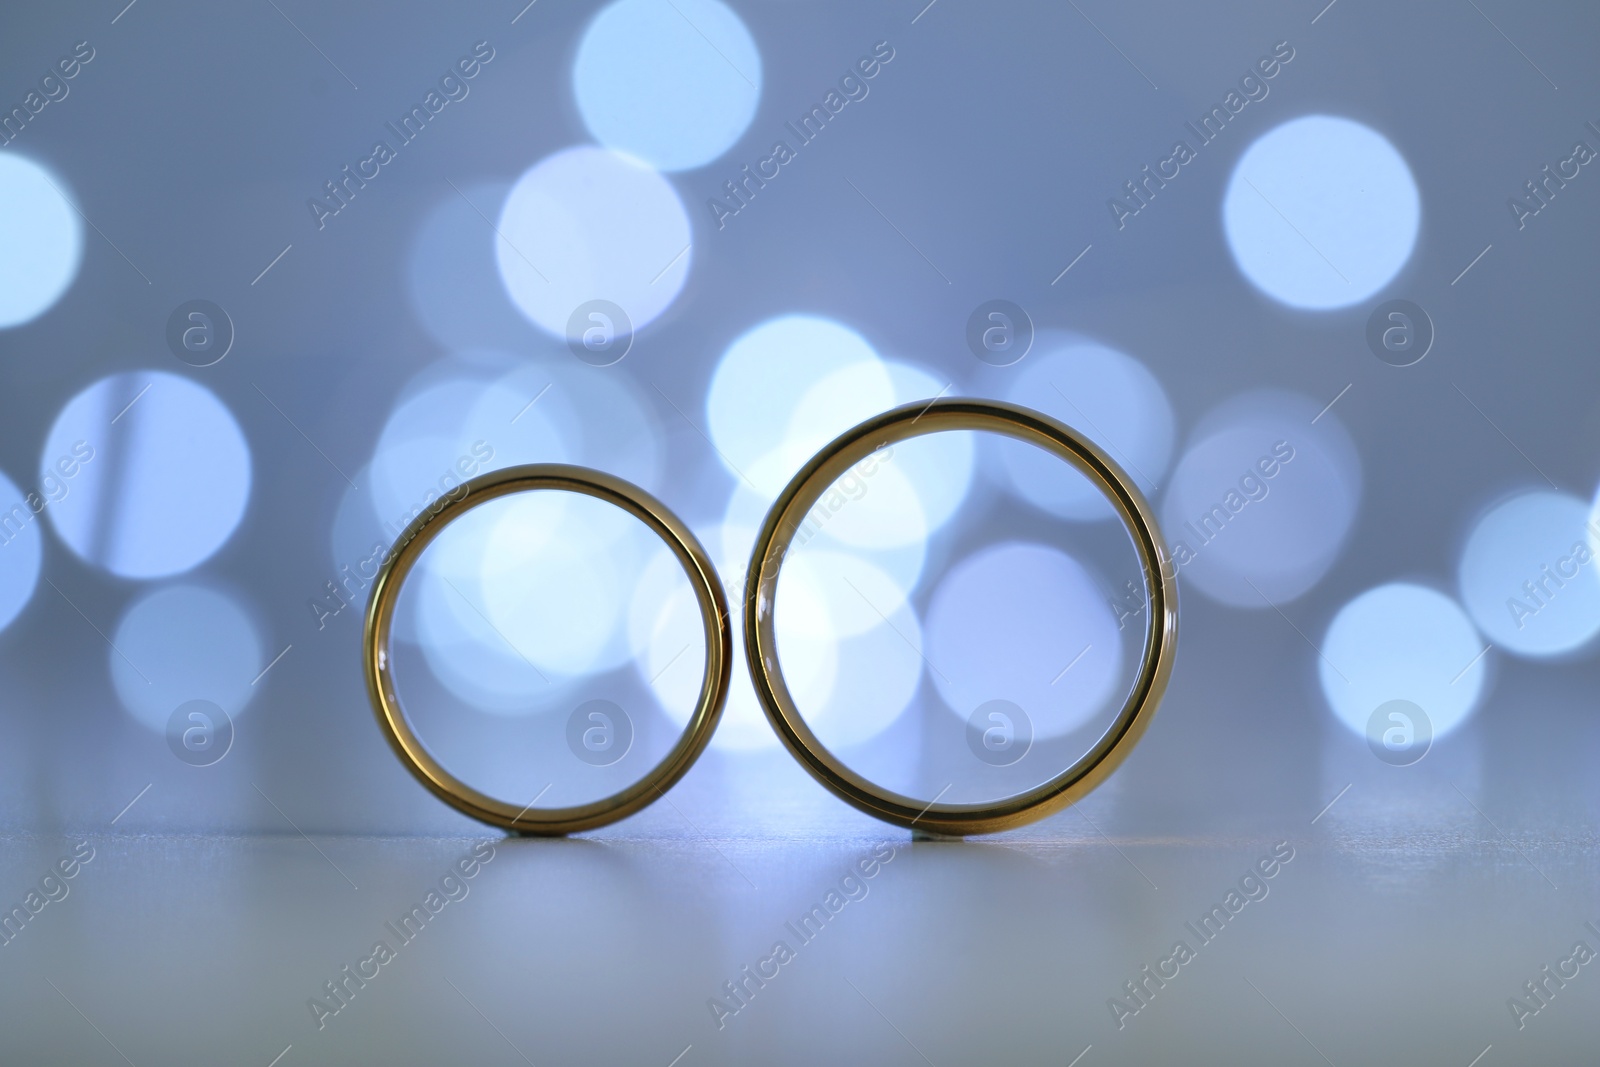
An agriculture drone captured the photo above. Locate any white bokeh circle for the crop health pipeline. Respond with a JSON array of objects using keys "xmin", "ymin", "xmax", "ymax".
[
  {"xmin": 1161, "ymin": 390, "xmax": 1361, "ymax": 607},
  {"xmin": 925, "ymin": 541, "xmax": 1122, "ymax": 741},
  {"xmin": 0, "ymin": 154, "xmax": 82, "ymax": 328},
  {"xmin": 1000, "ymin": 337, "xmax": 1174, "ymax": 521},
  {"xmin": 45, "ymin": 371, "xmax": 251, "ymax": 579},
  {"xmin": 574, "ymin": 0, "xmax": 761, "ymax": 172},
  {"xmin": 0, "ymin": 470, "xmax": 42, "ymax": 633},
  {"xmin": 1459, "ymin": 490, "xmax": 1600, "ymax": 658},
  {"xmin": 639, "ymin": 525, "xmax": 837, "ymax": 751},
  {"xmin": 1321, "ymin": 583, "xmax": 1485, "ymax": 741},
  {"xmin": 707, "ymin": 314, "xmax": 890, "ymax": 497},
  {"xmin": 496, "ymin": 146, "xmax": 691, "ymax": 340},
  {"xmin": 1224, "ymin": 115, "xmax": 1419, "ymax": 310},
  {"xmin": 110, "ymin": 584, "xmax": 264, "ymax": 733}
]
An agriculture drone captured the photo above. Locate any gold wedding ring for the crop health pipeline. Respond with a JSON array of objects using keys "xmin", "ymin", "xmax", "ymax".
[
  {"xmin": 364, "ymin": 464, "xmax": 731, "ymax": 835},
  {"xmin": 744, "ymin": 398, "xmax": 1179, "ymax": 836}
]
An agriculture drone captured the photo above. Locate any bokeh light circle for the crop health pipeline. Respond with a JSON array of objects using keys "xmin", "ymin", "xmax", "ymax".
[
  {"xmin": 364, "ymin": 362, "xmax": 644, "ymax": 528},
  {"xmin": 769, "ymin": 541, "xmax": 925, "ymax": 754},
  {"xmin": 478, "ymin": 492, "xmax": 644, "ymax": 678},
  {"xmin": 368, "ymin": 377, "xmax": 509, "ymax": 528},
  {"xmin": 807, "ymin": 597, "xmax": 925, "ymax": 751},
  {"xmin": 574, "ymin": 0, "xmax": 761, "ymax": 172},
  {"xmin": 404, "ymin": 488, "xmax": 658, "ymax": 713},
  {"xmin": 720, "ymin": 459, "xmax": 929, "ymax": 604},
  {"xmin": 707, "ymin": 314, "xmax": 891, "ymax": 496},
  {"xmin": 712, "ymin": 346, "xmax": 964, "ymax": 628},
  {"xmin": 1321, "ymin": 583, "xmax": 1484, "ymax": 741},
  {"xmin": 925, "ymin": 541, "xmax": 1123, "ymax": 741},
  {"xmin": 1458, "ymin": 490, "xmax": 1600, "ymax": 658},
  {"xmin": 0, "ymin": 154, "xmax": 82, "ymax": 328},
  {"xmin": 496, "ymin": 146, "xmax": 691, "ymax": 341},
  {"xmin": 46, "ymin": 371, "xmax": 251, "ymax": 579},
  {"xmin": 356, "ymin": 357, "xmax": 663, "ymax": 661},
  {"xmin": 1161, "ymin": 390, "xmax": 1361, "ymax": 607},
  {"xmin": 0, "ymin": 470, "xmax": 43, "ymax": 632},
  {"xmin": 1224, "ymin": 115, "xmax": 1419, "ymax": 310},
  {"xmin": 999, "ymin": 337, "xmax": 1174, "ymax": 521},
  {"xmin": 637, "ymin": 525, "xmax": 835, "ymax": 751},
  {"xmin": 109, "ymin": 584, "xmax": 264, "ymax": 733}
]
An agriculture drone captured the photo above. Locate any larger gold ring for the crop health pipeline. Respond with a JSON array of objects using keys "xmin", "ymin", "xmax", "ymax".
[
  {"xmin": 364, "ymin": 464, "xmax": 731, "ymax": 835},
  {"xmin": 745, "ymin": 398, "xmax": 1178, "ymax": 836}
]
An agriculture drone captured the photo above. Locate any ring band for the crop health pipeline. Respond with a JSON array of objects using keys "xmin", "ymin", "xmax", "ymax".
[
  {"xmin": 744, "ymin": 398, "xmax": 1178, "ymax": 836},
  {"xmin": 363, "ymin": 464, "xmax": 731, "ymax": 835}
]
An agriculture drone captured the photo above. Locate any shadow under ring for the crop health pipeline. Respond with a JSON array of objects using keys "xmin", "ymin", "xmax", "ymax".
[
  {"xmin": 744, "ymin": 398, "xmax": 1178, "ymax": 837},
  {"xmin": 363, "ymin": 463, "xmax": 731, "ymax": 835}
]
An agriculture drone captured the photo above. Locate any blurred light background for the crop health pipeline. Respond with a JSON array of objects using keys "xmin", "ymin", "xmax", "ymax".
[
  {"xmin": 0, "ymin": 0, "xmax": 1594, "ymax": 852},
  {"xmin": 5, "ymin": 3, "xmax": 1600, "ymax": 1065}
]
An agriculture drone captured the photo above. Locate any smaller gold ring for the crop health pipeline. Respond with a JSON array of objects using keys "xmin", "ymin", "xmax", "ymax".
[
  {"xmin": 745, "ymin": 399, "xmax": 1178, "ymax": 837},
  {"xmin": 363, "ymin": 464, "xmax": 731, "ymax": 835}
]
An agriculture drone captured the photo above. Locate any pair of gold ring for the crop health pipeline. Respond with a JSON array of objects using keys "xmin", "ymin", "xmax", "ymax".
[{"xmin": 363, "ymin": 398, "xmax": 1178, "ymax": 837}]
